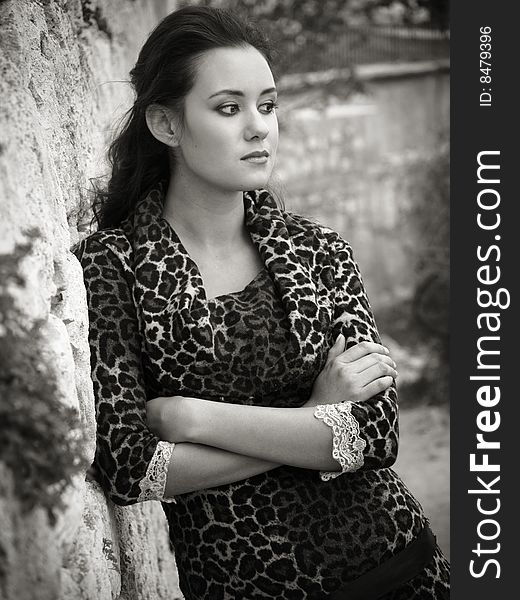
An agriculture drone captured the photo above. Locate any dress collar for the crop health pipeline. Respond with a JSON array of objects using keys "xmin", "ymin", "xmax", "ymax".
[{"xmin": 121, "ymin": 184, "xmax": 330, "ymax": 371}]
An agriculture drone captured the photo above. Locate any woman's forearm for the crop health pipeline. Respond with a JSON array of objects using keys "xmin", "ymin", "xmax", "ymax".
[
  {"xmin": 183, "ymin": 400, "xmax": 341, "ymax": 472},
  {"xmin": 165, "ymin": 442, "xmax": 281, "ymax": 497}
]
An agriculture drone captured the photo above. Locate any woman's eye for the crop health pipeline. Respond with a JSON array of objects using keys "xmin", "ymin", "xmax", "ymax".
[
  {"xmin": 260, "ymin": 102, "xmax": 279, "ymax": 114},
  {"xmin": 218, "ymin": 104, "xmax": 239, "ymax": 116},
  {"xmin": 217, "ymin": 102, "xmax": 279, "ymax": 116}
]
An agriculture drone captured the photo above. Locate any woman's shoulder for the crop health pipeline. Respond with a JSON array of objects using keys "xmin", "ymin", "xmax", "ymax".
[
  {"xmin": 72, "ymin": 227, "xmax": 131, "ymax": 257},
  {"xmin": 281, "ymin": 209, "xmax": 352, "ymax": 254}
]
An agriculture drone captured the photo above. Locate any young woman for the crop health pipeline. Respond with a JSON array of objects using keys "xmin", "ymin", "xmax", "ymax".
[{"xmin": 73, "ymin": 6, "xmax": 450, "ymax": 599}]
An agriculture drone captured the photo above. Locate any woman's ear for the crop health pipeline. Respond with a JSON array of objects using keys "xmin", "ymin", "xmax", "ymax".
[{"xmin": 145, "ymin": 104, "xmax": 181, "ymax": 147}]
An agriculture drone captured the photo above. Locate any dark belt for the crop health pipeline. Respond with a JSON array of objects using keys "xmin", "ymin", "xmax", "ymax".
[{"xmin": 329, "ymin": 523, "xmax": 437, "ymax": 600}]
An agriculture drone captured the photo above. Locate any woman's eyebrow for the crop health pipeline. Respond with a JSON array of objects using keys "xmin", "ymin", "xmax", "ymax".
[{"xmin": 208, "ymin": 87, "xmax": 277, "ymax": 99}]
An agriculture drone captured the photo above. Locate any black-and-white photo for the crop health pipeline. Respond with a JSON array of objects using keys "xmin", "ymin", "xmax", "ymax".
[{"xmin": 0, "ymin": 1, "xmax": 450, "ymax": 599}]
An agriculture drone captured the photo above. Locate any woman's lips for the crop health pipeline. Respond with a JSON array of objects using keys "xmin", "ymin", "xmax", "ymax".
[
  {"xmin": 241, "ymin": 150, "xmax": 269, "ymax": 160},
  {"xmin": 242, "ymin": 155, "xmax": 269, "ymax": 164}
]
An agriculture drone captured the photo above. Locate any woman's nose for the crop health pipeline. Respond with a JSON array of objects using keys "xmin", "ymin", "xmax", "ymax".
[{"xmin": 244, "ymin": 109, "xmax": 269, "ymax": 140}]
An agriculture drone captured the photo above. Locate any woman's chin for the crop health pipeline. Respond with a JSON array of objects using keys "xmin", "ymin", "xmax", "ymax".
[
  {"xmin": 237, "ymin": 173, "xmax": 273, "ymax": 192},
  {"xmin": 212, "ymin": 168, "xmax": 273, "ymax": 193}
]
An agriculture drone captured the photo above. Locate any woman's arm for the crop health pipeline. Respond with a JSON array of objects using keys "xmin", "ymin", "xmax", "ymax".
[
  {"xmin": 327, "ymin": 233, "xmax": 400, "ymax": 470},
  {"xmin": 147, "ymin": 338, "xmax": 395, "ymax": 473},
  {"xmin": 150, "ymin": 395, "xmax": 362, "ymax": 472},
  {"xmin": 193, "ymin": 402, "xmax": 342, "ymax": 470},
  {"xmin": 74, "ymin": 235, "xmax": 175, "ymax": 505},
  {"xmin": 164, "ymin": 443, "xmax": 280, "ymax": 496}
]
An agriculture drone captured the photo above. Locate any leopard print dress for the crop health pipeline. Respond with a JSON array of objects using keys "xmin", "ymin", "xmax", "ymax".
[{"xmin": 73, "ymin": 185, "xmax": 450, "ymax": 600}]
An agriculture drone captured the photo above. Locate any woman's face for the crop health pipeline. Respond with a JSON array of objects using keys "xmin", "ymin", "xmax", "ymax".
[{"xmin": 174, "ymin": 45, "xmax": 279, "ymax": 193}]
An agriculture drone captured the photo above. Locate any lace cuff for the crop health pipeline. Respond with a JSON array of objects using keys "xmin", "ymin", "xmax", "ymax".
[
  {"xmin": 314, "ymin": 402, "xmax": 366, "ymax": 480},
  {"xmin": 137, "ymin": 441, "xmax": 177, "ymax": 503}
]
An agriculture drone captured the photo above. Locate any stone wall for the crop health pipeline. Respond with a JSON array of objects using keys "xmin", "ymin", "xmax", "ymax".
[{"xmin": 0, "ymin": 1, "xmax": 182, "ymax": 599}]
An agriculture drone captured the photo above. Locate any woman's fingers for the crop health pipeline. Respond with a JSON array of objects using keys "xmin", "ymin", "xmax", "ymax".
[
  {"xmin": 356, "ymin": 361, "xmax": 397, "ymax": 388},
  {"xmin": 337, "ymin": 340, "xmax": 389, "ymax": 363},
  {"xmin": 326, "ymin": 333, "xmax": 346, "ymax": 363},
  {"xmin": 361, "ymin": 376, "xmax": 395, "ymax": 400},
  {"xmin": 311, "ymin": 338, "xmax": 396, "ymax": 406},
  {"xmin": 351, "ymin": 353, "xmax": 396, "ymax": 374}
]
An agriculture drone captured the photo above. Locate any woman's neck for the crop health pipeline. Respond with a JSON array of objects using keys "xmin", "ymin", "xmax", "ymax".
[{"xmin": 162, "ymin": 172, "xmax": 247, "ymax": 252}]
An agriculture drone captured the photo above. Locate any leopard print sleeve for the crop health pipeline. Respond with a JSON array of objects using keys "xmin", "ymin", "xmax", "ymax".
[
  {"xmin": 73, "ymin": 234, "xmax": 177, "ymax": 505},
  {"xmin": 318, "ymin": 230, "xmax": 399, "ymax": 474}
]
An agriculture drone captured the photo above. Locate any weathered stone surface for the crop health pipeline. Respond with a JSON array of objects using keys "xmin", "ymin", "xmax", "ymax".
[
  {"xmin": 0, "ymin": 1, "xmax": 181, "ymax": 599},
  {"xmin": 0, "ymin": 467, "xmax": 62, "ymax": 600},
  {"xmin": 114, "ymin": 501, "xmax": 182, "ymax": 600},
  {"xmin": 60, "ymin": 482, "xmax": 122, "ymax": 600}
]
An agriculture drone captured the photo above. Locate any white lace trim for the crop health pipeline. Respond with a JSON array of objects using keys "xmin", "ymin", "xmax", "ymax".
[
  {"xmin": 314, "ymin": 402, "xmax": 366, "ymax": 481},
  {"xmin": 137, "ymin": 441, "xmax": 177, "ymax": 503}
]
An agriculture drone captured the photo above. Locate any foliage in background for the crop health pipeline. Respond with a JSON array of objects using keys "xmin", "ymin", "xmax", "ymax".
[
  {"xmin": 180, "ymin": 0, "xmax": 449, "ymax": 73},
  {"xmin": 178, "ymin": 1, "xmax": 449, "ymax": 32},
  {"xmin": 0, "ymin": 234, "xmax": 90, "ymax": 525}
]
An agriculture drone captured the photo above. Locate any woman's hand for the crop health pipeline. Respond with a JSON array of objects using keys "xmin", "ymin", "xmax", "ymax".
[
  {"xmin": 146, "ymin": 395, "xmax": 194, "ymax": 443},
  {"xmin": 305, "ymin": 335, "xmax": 397, "ymax": 408}
]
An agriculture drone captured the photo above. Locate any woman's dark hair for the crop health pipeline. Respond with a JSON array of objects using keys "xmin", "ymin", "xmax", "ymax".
[{"xmin": 93, "ymin": 6, "xmax": 275, "ymax": 229}]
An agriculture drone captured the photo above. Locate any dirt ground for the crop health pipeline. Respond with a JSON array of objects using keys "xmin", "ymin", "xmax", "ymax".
[{"xmin": 393, "ymin": 404, "xmax": 450, "ymax": 560}]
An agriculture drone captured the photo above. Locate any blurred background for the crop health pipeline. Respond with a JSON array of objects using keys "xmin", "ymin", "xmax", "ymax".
[
  {"xmin": 0, "ymin": 1, "xmax": 449, "ymax": 598},
  {"xmin": 181, "ymin": 0, "xmax": 451, "ymax": 558}
]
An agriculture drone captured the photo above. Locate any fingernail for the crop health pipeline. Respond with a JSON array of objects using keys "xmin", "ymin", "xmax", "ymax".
[{"xmin": 383, "ymin": 346, "xmax": 389, "ymax": 353}]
